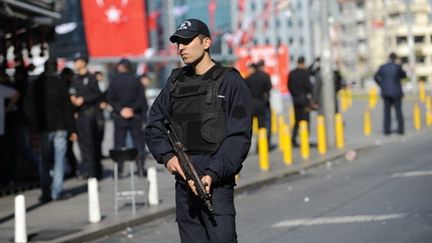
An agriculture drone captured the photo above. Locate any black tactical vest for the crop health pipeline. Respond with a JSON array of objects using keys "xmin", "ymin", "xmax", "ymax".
[{"xmin": 169, "ymin": 65, "xmax": 230, "ymax": 154}]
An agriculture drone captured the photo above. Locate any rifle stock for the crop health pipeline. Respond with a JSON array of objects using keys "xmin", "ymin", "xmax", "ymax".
[{"xmin": 163, "ymin": 119, "xmax": 215, "ymax": 215}]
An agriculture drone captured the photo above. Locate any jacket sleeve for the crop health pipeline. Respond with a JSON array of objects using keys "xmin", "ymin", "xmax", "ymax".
[
  {"xmin": 144, "ymin": 81, "xmax": 175, "ymax": 165},
  {"xmin": 60, "ymin": 78, "xmax": 76, "ymax": 134},
  {"xmin": 374, "ymin": 67, "xmax": 382, "ymax": 85},
  {"xmin": 205, "ymin": 71, "xmax": 253, "ymax": 183},
  {"xmin": 106, "ymin": 78, "xmax": 121, "ymax": 113},
  {"xmin": 131, "ymin": 78, "xmax": 147, "ymax": 113}
]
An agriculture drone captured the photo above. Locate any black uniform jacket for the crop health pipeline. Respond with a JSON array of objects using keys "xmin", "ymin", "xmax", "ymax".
[
  {"xmin": 288, "ymin": 68, "xmax": 313, "ymax": 107},
  {"xmin": 107, "ymin": 72, "xmax": 147, "ymax": 127},
  {"xmin": 145, "ymin": 65, "xmax": 253, "ymax": 215},
  {"xmin": 70, "ymin": 72, "xmax": 101, "ymax": 114}
]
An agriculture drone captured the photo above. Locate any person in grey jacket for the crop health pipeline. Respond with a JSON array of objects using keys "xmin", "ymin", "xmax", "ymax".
[{"xmin": 374, "ymin": 52, "xmax": 407, "ymax": 135}]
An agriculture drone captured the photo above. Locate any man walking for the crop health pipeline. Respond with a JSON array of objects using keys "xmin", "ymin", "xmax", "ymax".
[{"xmin": 374, "ymin": 52, "xmax": 407, "ymax": 135}]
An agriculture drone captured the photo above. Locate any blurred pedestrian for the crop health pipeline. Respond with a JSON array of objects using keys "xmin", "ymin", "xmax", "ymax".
[
  {"xmin": 5, "ymin": 56, "xmax": 40, "ymax": 183},
  {"xmin": 374, "ymin": 52, "xmax": 407, "ymax": 135},
  {"xmin": 308, "ymin": 57, "xmax": 345, "ymax": 113},
  {"xmin": 70, "ymin": 54, "xmax": 103, "ymax": 180},
  {"xmin": 0, "ymin": 71, "xmax": 19, "ymax": 185},
  {"xmin": 94, "ymin": 71, "xmax": 108, "ymax": 164},
  {"xmin": 245, "ymin": 62, "xmax": 273, "ymax": 149},
  {"xmin": 107, "ymin": 58, "xmax": 147, "ymax": 177},
  {"xmin": 60, "ymin": 67, "xmax": 79, "ymax": 178},
  {"xmin": 255, "ymin": 60, "xmax": 274, "ymax": 149},
  {"xmin": 288, "ymin": 56, "xmax": 316, "ymax": 147},
  {"xmin": 27, "ymin": 59, "xmax": 76, "ymax": 202}
]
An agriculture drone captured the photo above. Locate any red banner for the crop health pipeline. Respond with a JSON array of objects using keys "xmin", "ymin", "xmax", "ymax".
[
  {"xmin": 235, "ymin": 45, "xmax": 290, "ymax": 94},
  {"xmin": 81, "ymin": 0, "xmax": 149, "ymax": 57}
]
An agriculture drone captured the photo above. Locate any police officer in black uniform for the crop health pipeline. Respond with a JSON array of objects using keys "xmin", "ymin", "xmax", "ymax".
[
  {"xmin": 70, "ymin": 54, "xmax": 103, "ymax": 179},
  {"xmin": 145, "ymin": 19, "xmax": 252, "ymax": 243},
  {"xmin": 107, "ymin": 58, "xmax": 147, "ymax": 176}
]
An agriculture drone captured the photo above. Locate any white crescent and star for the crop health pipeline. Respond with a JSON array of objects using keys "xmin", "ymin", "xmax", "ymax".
[{"xmin": 95, "ymin": 0, "xmax": 130, "ymax": 23}]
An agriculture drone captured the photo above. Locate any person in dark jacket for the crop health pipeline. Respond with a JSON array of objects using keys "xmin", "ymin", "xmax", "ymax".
[
  {"xmin": 107, "ymin": 58, "xmax": 147, "ymax": 177},
  {"xmin": 60, "ymin": 67, "xmax": 79, "ymax": 178},
  {"xmin": 374, "ymin": 53, "xmax": 407, "ymax": 135},
  {"xmin": 288, "ymin": 56, "xmax": 317, "ymax": 147},
  {"xmin": 145, "ymin": 19, "xmax": 252, "ymax": 243},
  {"xmin": 70, "ymin": 54, "xmax": 103, "ymax": 179},
  {"xmin": 245, "ymin": 61, "xmax": 274, "ymax": 149},
  {"xmin": 27, "ymin": 59, "xmax": 77, "ymax": 202}
]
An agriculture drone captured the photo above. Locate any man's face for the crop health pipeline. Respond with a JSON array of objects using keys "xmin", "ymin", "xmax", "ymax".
[
  {"xmin": 176, "ymin": 35, "xmax": 210, "ymax": 65},
  {"xmin": 73, "ymin": 59, "xmax": 85, "ymax": 72}
]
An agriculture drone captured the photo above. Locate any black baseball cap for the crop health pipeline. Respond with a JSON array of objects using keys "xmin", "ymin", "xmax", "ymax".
[
  {"xmin": 169, "ymin": 19, "xmax": 211, "ymax": 43},
  {"xmin": 73, "ymin": 52, "xmax": 89, "ymax": 63}
]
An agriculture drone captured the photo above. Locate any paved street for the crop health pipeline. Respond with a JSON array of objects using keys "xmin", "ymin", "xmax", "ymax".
[
  {"xmin": 91, "ymin": 116, "xmax": 432, "ymax": 242},
  {"xmin": 0, "ymin": 97, "xmax": 430, "ymax": 243}
]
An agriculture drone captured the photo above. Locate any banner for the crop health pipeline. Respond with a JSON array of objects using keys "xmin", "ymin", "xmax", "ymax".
[
  {"xmin": 235, "ymin": 45, "xmax": 290, "ymax": 94},
  {"xmin": 81, "ymin": 0, "xmax": 149, "ymax": 57}
]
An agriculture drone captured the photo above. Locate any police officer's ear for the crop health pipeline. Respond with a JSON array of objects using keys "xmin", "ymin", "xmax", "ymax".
[{"xmin": 199, "ymin": 34, "xmax": 211, "ymax": 51}]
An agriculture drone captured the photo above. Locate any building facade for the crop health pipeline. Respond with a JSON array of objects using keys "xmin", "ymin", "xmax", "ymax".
[{"xmin": 338, "ymin": 0, "xmax": 432, "ymax": 86}]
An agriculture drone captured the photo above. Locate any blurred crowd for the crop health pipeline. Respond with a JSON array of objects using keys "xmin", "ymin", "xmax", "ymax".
[{"xmin": 0, "ymin": 55, "xmax": 150, "ymax": 202}]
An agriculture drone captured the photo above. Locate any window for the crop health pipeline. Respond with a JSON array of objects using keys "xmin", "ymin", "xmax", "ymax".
[
  {"xmin": 396, "ymin": 36, "xmax": 407, "ymax": 45},
  {"xmin": 400, "ymin": 56, "xmax": 408, "ymax": 64},
  {"xmin": 414, "ymin": 35, "xmax": 424, "ymax": 44},
  {"xmin": 416, "ymin": 55, "xmax": 425, "ymax": 64}
]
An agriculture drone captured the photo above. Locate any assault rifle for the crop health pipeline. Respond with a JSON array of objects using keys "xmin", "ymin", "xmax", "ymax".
[{"xmin": 163, "ymin": 119, "xmax": 215, "ymax": 215}]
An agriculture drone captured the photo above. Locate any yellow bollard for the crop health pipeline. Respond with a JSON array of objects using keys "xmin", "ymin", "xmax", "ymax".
[
  {"xmin": 299, "ymin": 120, "xmax": 310, "ymax": 160},
  {"xmin": 427, "ymin": 96, "xmax": 432, "ymax": 127},
  {"xmin": 340, "ymin": 89, "xmax": 348, "ymax": 112},
  {"xmin": 413, "ymin": 102, "xmax": 421, "ymax": 131},
  {"xmin": 363, "ymin": 108, "xmax": 372, "ymax": 136},
  {"xmin": 368, "ymin": 87, "xmax": 378, "ymax": 109},
  {"xmin": 281, "ymin": 124, "xmax": 293, "ymax": 165},
  {"xmin": 428, "ymin": 108, "xmax": 432, "ymax": 127},
  {"xmin": 252, "ymin": 117, "xmax": 259, "ymax": 135},
  {"xmin": 335, "ymin": 113, "xmax": 345, "ymax": 149},
  {"xmin": 289, "ymin": 106, "xmax": 295, "ymax": 129},
  {"xmin": 278, "ymin": 116, "xmax": 285, "ymax": 151},
  {"xmin": 426, "ymin": 96, "xmax": 431, "ymax": 111},
  {"xmin": 316, "ymin": 115, "xmax": 327, "ymax": 155},
  {"xmin": 419, "ymin": 81, "xmax": 426, "ymax": 103},
  {"xmin": 347, "ymin": 88, "xmax": 353, "ymax": 108},
  {"xmin": 258, "ymin": 128, "xmax": 270, "ymax": 171},
  {"xmin": 426, "ymin": 107, "xmax": 431, "ymax": 127},
  {"xmin": 271, "ymin": 109, "xmax": 277, "ymax": 135}
]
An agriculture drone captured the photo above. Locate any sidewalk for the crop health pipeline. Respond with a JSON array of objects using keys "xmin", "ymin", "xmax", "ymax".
[{"xmin": 0, "ymin": 99, "xmax": 428, "ymax": 243}]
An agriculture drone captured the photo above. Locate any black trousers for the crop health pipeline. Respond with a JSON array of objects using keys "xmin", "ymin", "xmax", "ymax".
[
  {"xmin": 292, "ymin": 105, "xmax": 310, "ymax": 144},
  {"xmin": 383, "ymin": 96, "xmax": 404, "ymax": 134},
  {"xmin": 76, "ymin": 112, "xmax": 101, "ymax": 179},
  {"xmin": 175, "ymin": 180, "xmax": 237, "ymax": 243},
  {"xmin": 114, "ymin": 121, "xmax": 146, "ymax": 176}
]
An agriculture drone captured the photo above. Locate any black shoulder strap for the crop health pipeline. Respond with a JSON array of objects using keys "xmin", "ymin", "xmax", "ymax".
[
  {"xmin": 206, "ymin": 66, "xmax": 231, "ymax": 105},
  {"xmin": 169, "ymin": 67, "xmax": 185, "ymax": 92}
]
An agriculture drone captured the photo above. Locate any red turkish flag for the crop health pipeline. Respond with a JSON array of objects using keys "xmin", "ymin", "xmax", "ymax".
[{"xmin": 81, "ymin": 0, "xmax": 149, "ymax": 57}]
